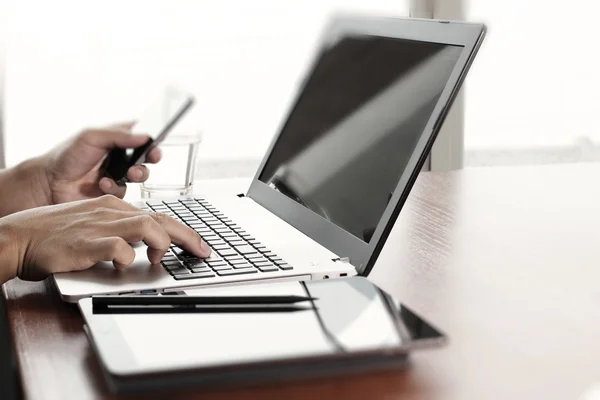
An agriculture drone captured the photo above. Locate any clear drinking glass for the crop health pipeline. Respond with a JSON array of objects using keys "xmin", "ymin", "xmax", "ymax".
[{"xmin": 141, "ymin": 130, "xmax": 202, "ymax": 198}]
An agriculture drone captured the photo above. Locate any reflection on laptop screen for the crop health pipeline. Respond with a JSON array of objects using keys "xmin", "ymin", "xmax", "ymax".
[{"xmin": 259, "ymin": 35, "xmax": 463, "ymax": 242}]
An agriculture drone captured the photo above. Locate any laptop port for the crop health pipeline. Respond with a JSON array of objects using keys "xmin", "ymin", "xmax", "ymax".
[
  {"xmin": 139, "ymin": 289, "xmax": 157, "ymax": 294},
  {"xmin": 340, "ymin": 273, "xmax": 348, "ymax": 277},
  {"xmin": 323, "ymin": 275, "xmax": 329, "ymax": 279}
]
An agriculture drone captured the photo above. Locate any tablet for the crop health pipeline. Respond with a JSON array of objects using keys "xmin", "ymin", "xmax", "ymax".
[{"xmin": 79, "ymin": 277, "xmax": 446, "ymax": 394}]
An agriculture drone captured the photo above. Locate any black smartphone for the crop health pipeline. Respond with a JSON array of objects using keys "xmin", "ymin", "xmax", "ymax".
[{"xmin": 101, "ymin": 87, "xmax": 195, "ymax": 185}]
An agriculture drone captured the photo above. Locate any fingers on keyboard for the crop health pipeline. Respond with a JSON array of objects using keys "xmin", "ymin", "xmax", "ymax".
[{"xmin": 150, "ymin": 199, "xmax": 293, "ymax": 280}]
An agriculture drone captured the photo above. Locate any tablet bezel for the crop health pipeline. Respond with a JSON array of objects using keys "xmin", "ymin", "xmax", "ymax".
[{"xmin": 79, "ymin": 277, "xmax": 447, "ymax": 379}]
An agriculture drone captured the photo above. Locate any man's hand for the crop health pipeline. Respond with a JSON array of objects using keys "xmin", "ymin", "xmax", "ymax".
[
  {"xmin": 0, "ymin": 195, "xmax": 210, "ymax": 282},
  {"xmin": 39, "ymin": 122, "xmax": 161, "ymax": 205}
]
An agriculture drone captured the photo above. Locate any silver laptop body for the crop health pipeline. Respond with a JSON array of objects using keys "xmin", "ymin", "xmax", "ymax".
[{"xmin": 53, "ymin": 15, "xmax": 486, "ymax": 302}]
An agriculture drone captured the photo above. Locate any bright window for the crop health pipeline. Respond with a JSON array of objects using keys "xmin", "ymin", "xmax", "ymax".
[
  {"xmin": 466, "ymin": 0, "xmax": 600, "ymax": 161},
  {"xmin": 5, "ymin": 0, "xmax": 408, "ymax": 170}
]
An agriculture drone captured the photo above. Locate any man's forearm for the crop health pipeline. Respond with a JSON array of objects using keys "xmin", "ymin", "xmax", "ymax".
[
  {"xmin": 0, "ymin": 226, "xmax": 18, "ymax": 285},
  {"xmin": 0, "ymin": 157, "xmax": 51, "ymax": 218}
]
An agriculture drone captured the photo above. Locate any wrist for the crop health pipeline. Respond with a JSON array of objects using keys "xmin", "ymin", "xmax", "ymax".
[
  {"xmin": 0, "ymin": 223, "xmax": 21, "ymax": 284},
  {"xmin": 13, "ymin": 156, "xmax": 53, "ymax": 208}
]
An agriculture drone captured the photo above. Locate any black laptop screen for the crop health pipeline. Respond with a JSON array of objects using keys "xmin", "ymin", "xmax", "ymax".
[{"xmin": 258, "ymin": 35, "xmax": 463, "ymax": 242}]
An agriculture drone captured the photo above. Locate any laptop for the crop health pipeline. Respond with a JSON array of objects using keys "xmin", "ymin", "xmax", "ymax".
[{"xmin": 53, "ymin": 15, "xmax": 486, "ymax": 302}]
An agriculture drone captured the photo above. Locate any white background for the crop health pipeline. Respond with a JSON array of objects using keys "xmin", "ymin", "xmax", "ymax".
[
  {"xmin": 6, "ymin": 1, "xmax": 599, "ymax": 171},
  {"xmin": 4, "ymin": 0, "xmax": 408, "ymax": 168},
  {"xmin": 466, "ymin": 0, "xmax": 600, "ymax": 151}
]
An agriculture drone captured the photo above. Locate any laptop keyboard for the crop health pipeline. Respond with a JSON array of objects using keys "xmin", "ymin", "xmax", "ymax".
[{"xmin": 140, "ymin": 198, "xmax": 293, "ymax": 281}]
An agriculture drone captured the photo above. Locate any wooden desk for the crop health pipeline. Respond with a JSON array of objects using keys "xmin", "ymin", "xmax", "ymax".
[{"xmin": 5, "ymin": 164, "xmax": 600, "ymax": 400}]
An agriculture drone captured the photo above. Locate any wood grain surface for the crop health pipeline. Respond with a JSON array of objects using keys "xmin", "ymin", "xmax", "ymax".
[{"xmin": 5, "ymin": 164, "xmax": 600, "ymax": 399}]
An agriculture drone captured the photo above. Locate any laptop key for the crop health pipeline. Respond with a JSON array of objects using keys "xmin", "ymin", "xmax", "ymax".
[
  {"xmin": 174, "ymin": 272, "xmax": 216, "ymax": 280},
  {"xmin": 278, "ymin": 264, "xmax": 293, "ymax": 270},
  {"xmin": 206, "ymin": 240, "xmax": 226, "ymax": 247},
  {"xmin": 257, "ymin": 265, "xmax": 279, "ymax": 272},
  {"xmin": 216, "ymin": 269, "xmax": 258, "ymax": 277},
  {"xmin": 172, "ymin": 247, "xmax": 188, "ymax": 254},
  {"xmin": 217, "ymin": 248, "xmax": 238, "ymax": 257},
  {"xmin": 187, "ymin": 221, "xmax": 205, "ymax": 226},
  {"xmin": 170, "ymin": 268, "xmax": 191, "ymax": 275},
  {"xmin": 164, "ymin": 265, "xmax": 185, "ymax": 272},
  {"xmin": 162, "ymin": 261, "xmax": 180, "ymax": 267},
  {"xmin": 190, "ymin": 267, "xmax": 211, "ymax": 273},
  {"xmin": 184, "ymin": 260, "xmax": 209, "ymax": 268},
  {"xmin": 233, "ymin": 245, "xmax": 257, "ymax": 255},
  {"xmin": 207, "ymin": 261, "xmax": 228, "ymax": 267},
  {"xmin": 205, "ymin": 222, "xmax": 223, "ymax": 229},
  {"xmin": 162, "ymin": 260, "xmax": 182, "ymax": 267},
  {"xmin": 173, "ymin": 249, "xmax": 197, "ymax": 259},
  {"xmin": 255, "ymin": 261, "xmax": 275, "ymax": 267},
  {"xmin": 229, "ymin": 259, "xmax": 249, "ymax": 265},
  {"xmin": 203, "ymin": 233, "xmax": 219, "ymax": 240},
  {"xmin": 231, "ymin": 263, "xmax": 254, "ymax": 269},
  {"xmin": 211, "ymin": 264, "xmax": 232, "ymax": 271}
]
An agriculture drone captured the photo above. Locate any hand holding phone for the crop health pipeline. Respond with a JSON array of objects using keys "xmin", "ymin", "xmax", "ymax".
[{"xmin": 101, "ymin": 88, "xmax": 195, "ymax": 186}]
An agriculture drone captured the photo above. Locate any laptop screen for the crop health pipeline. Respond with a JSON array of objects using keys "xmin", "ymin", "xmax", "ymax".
[{"xmin": 258, "ymin": 35, "xmax": 463, "ymax": 242}]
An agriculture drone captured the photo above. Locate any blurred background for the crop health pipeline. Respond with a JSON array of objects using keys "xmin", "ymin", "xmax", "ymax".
[{"xmin": 1, "ymin": 0, "xmax": 599, "ymax": 177}]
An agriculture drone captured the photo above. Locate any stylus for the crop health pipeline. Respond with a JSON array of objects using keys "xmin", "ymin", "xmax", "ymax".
[
  {"xmin": 92, "ymin": 304, "xmax": 312, "ymax": 314},
  {"xmin": 92, "ymin": 295, "xmax": 318, "ymax": 307}
]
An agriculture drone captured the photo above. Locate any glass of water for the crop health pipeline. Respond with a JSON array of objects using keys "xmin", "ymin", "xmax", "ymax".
[{"xmin": 141, "ymin": 130, "xmax": 202, "ymax": 198}]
